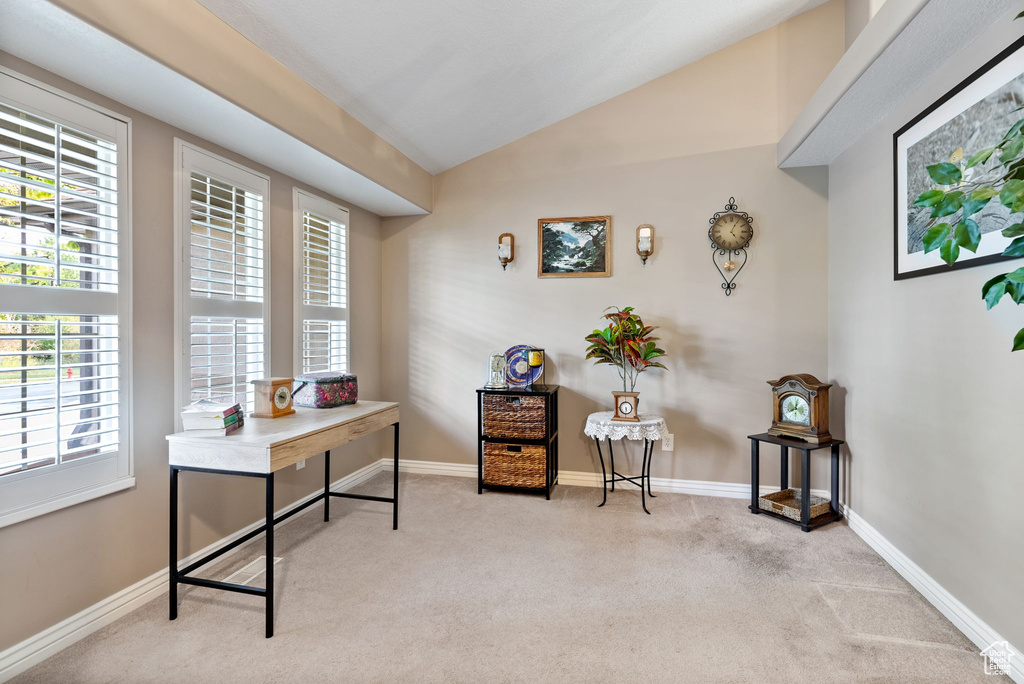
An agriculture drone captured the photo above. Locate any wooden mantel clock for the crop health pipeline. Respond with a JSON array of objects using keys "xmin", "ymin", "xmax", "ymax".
[
  {"xmin": 767, "ymin": 374, "xmax": 831, "ymax": 443},
  {"xmin": 251, "ymin": 377, "xmax": 296, "ymax": 418}
]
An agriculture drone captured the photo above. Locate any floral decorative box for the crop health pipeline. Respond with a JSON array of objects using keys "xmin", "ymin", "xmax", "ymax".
[{"xmin": 292, "ymin": 372, "xmax": 358, "ymax": 408}]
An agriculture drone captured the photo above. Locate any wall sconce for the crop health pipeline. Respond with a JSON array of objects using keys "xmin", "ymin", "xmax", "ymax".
[
  {"xmin": 636, "ymin": 224, "xmax": 654, "ymax": 265},
  {"xmin": 498, "ymin": 233, "xmax": 515, "ymax": 270}
]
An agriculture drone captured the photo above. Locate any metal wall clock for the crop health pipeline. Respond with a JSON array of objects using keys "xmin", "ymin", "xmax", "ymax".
[{"xmin": 707, "ymin": 197, "xmax": 754, "ymax": 296}]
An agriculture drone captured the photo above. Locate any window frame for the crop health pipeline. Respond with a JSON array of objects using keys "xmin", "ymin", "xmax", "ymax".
[
  {"xmin": 292, "ymin": 188, "xmax": 350, "ymax": 375},
  {"xmin": 173, "ymin": 140, "xmax": 270, "ymax": 427},
  {"xmin": 0, "ymin": 66, "xmax": 133, "ymax": 528}
]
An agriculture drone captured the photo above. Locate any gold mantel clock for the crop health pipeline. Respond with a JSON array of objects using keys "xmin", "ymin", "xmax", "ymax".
[{"xmin": 767, "ymin": 374, "xmax": 831, "ymax": 444}]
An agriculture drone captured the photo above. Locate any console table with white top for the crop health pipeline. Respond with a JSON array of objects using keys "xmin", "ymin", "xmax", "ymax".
[{"xmin": 165, "ymin": 400, "xmax": 399, "ymax": 638}]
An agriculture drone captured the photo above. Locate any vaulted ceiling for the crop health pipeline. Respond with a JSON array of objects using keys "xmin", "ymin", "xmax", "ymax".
[{"xmin": 197, "ymin": 0, "xmax": 830, "ymax": 173}]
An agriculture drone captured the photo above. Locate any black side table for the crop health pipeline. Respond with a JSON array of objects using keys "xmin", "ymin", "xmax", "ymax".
[{"xmin": 747, "ymin": 432, "xmax": 844, "ymax": 532}]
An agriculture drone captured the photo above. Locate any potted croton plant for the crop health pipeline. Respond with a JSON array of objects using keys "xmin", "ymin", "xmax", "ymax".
[{"xmin": 584, "ymin": 306, "xmax": 667, "ymax": 422}]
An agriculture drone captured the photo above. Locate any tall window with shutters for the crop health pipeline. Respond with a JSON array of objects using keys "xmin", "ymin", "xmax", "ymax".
[
  {"xmin": 0, "ymin": 68, "xmax": 132, "ymax": 527},
  {"xmin": 294, "ymin": 190, "xmax": 348, "ymax": 375},
  {"xmin": 175, "ymin": 142, "xmax": 269, "ymax": 417}
]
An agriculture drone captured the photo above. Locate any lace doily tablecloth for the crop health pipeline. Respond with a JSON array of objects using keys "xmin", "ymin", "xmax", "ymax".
[{"xmin": 584, "ymin": 412, "xmax": 669, "ymax": 441}]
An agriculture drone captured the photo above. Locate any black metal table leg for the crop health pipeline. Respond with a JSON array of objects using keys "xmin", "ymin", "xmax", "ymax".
[
  {"xmin": 393, "ymin": 422, "xmax": 400, "ymax": 531},
  {"xmin": 645, "ymin": 439, "xmax": 656, "ymax": 498},
  {"xmin": 750, "ymin": 439, "xmax": 760, "ymax": 514},
  {"xmin": 265, "ymin": 473, "xmax": 274, "ymax": 638},
  {"xmin": 323, "ymin": 450, "xmax": 331, "ymax": 522},
  {"xmin": 607, "ymin": 438, "xmax": 615, "ymax": 492},
  {"xmin": 640, "ymin": 439, "xmax": 650, "ymax": 515},
  {"xmin": 169, "ymin": 466, "xmax": 178, "ymax": 620},
  {"xmin": 477, "ymin": 395, "xmax": 483, "ymax": 495},
  {"xmin": 830, "ymin": 443, "xmax": 840, "ymax": 514},
  {"xmin": 800, "ymin": 449, "xmax": 811, "ymax": 532},
  {"xmin": 594, "ymin": 437, "xmax": 608, "ymax": 507},
  {"xmin": 780, "ymin": 445, "xmax": 789, "ymax": 490}
]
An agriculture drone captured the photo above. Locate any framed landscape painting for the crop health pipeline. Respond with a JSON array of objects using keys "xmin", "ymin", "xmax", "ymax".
[
  {"xmin": 537, "ymin": 216, "xmax": 611, "ymax": 278},
  {"xmin": 894, "ymin": 36, "xmax": 1024, "ymax": 280}
]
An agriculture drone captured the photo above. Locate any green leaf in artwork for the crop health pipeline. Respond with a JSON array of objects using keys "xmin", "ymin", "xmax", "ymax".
[
  {"xmin": 1006, "ymin": 267, "xmax": 1024, "ymax": 283},
  {"xmin": 1001, "ymin": 134, "xmax": 1024, "ymax": 163},
  {"xmin": 1014, "ymin": 328, "xmax": 1024, "ymax": 352},
  {"xmin": 1017, "ymin": 10, "xmax": 1024, "ymax": 19},
  {"xmin": 954, "ymin": 219, "xmax": 981, "ymax": 253},
  {"xmin": 913, "ymin": 189, "xmax": 945, "ymax": 207},
  {"xmin": 922, "ymin": 223, "xmax": 951, "ymax": 253},
  {"xmin": 961, "ymin": 196, "xmax": 989, "ymax": 217},
  {"xmin": 1006, "ymin": 119, "xmax": 1024, "ymax": 139},
  {"xmin": 939, "ymin": 239, "xmax": 960, "ymax": 265},
  {"xmin": 926, "ymin": 162, "xmax": 962, "ymax": 185},
  {"xmin": 999, "ymin": 179, "xmax": 1024, "ymax": 209},
  {"xmin": 931, "ymin": 191, "xmax": 964, "ymax": 218},
  {"xmin": 965, "ymin": 187, "xmax": 998, "ymax": 216},
  {"xmin": 1003, "ymin": 157, "xmax": 1024, "ymax": 183},
  {"xmin": 1003, "ymin": 236, "xmax": 1024, "ymax": 257},
  {"xmin": 965, "ymin": 147, "xmax": 997, "ymax": 169},
  {"xmin": 1003, "ymin": 223, "xmax": 1024, "ymax": 238}
]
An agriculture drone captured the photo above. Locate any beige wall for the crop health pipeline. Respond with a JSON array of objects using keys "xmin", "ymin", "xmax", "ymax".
[
  {"xmin": 828, "ymin": 8, "xmax": 1024, "ymax": 650},
  {"xmin": 778, "ymin": 0, "xmax": 846, "ymax": 137},
  {"xmin": 0, "ymin": 52, "xmax": 385, "ymax": 653},
  {"xmin": 844, "ymin": 0, "xmax": 889, "ymax": 48},
  {"xmin": 382, "ymin": 5, "xmax": 843, "ymax": 488}
]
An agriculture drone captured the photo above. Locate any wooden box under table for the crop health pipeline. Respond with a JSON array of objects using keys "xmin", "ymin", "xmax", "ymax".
[{"xmin": 476, "ymin": 385, "xmax": 559, "ymax": 499}]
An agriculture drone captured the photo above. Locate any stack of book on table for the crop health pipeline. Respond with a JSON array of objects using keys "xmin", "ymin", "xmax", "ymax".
[{"xmin": 181, "ymin": 399, "xmax": 244, "ymax": 435}]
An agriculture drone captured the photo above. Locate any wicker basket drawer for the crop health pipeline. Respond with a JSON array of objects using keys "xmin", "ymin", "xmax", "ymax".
[
  {"xmin": 483, "ymin": 442, "xmax": 547, "ymax": 489},
  {"xmin": 482, "ymin": 394, "xmax": 546, "ymax": 439}
]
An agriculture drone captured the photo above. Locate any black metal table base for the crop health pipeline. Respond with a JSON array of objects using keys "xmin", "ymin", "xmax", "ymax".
[
  {"xmin": 748, "ymin": 432, "xmax": 843, "ymax": 532},
  {"xmin": 170, "ymin": 421, "xmax": 399, "ymax": 638},
  {"xmin": 593, "ymin": 437, "xmax": 656, "ymax": 514}
]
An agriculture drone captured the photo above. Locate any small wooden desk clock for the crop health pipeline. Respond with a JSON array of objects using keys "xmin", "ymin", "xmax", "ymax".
[
  {"xmin": 767, "ymin": 374, "xmax": 831, "ymax": 443},
  {"xmin": 251, "ymin": 377, "xmax": 296, "ymax": 418},
  {"xmin": 612, "ymin": 392, "xmax": 640, "ymax": 422}
]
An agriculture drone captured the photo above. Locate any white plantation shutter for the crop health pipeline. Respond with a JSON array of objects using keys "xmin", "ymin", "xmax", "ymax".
[
  {"xmin": 0, "ymin": 316, "xmax": 120, "ymax": 473},
  {"xmin": 177, "ymin": 143, "xmax": 269, "ymax": 415},
  {"xmin": 0, "ymin": 68, "xmax": 132, "ymax": 527},
  {"xmin": 301, "ymin": 319, "xmax": 347, "ymax": 373},
  {"xmin": 294, "ymin": 190, "xmax": 348, "ymax": 374},
  {"xmin": 189, "ymin": 316, "xmax": 264, "ymax": 411}
]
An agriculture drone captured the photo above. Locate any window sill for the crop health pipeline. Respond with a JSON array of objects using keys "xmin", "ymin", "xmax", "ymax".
[{"xmin": 0, "ymin": 475, "xmax": 135, "ymax": 530}]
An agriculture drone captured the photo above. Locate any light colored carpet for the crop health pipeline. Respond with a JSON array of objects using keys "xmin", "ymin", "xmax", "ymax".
[{"xmin": 11, "ymin": 473, "xmax": 1004, "ymax": 683}]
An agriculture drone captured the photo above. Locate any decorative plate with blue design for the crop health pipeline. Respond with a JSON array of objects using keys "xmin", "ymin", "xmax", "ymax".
[{"xmin": 505, "ymin": 344, "xmax": 543, "ymax": 386}]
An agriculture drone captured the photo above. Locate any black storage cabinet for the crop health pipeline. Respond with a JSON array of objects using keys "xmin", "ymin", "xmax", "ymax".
[{"xmin": 476, "ymin": 385, "xmax": 559, "ymax": 499}]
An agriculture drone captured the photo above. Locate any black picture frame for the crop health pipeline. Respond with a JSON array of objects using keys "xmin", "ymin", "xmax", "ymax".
[{"xmin": 893, "ymin": 34, "xmax": 1024, "ymax": 281}]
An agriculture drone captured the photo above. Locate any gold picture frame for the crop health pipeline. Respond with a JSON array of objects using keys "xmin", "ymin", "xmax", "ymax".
[{"xmin": 537, "ymin": 215, "xmax": 612, "ymax": 278}]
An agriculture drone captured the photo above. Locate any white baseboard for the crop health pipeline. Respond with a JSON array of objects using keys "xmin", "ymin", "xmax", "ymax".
[
  {"xmin": 387, "ymin": 457, "xmax": 831, "ymax": 500},
  {"xmin": 385, "ymin": 457, "xmax": 476, "ymax": 478},
  {"xmin": 845, "ymin": 507, "xmax": 1022, "ymax": 684},
  {"xmin": 0, "ymin": 459, "xmax": 385, "ymax": 683}
]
